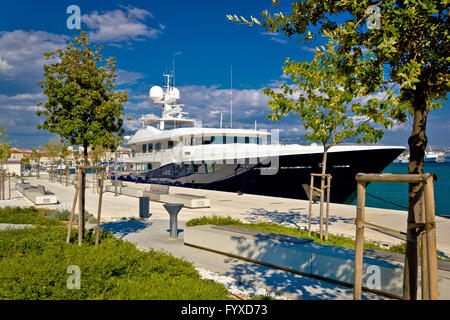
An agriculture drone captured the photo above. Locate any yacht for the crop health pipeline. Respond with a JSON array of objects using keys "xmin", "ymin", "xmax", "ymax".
[
  {"xmin": 425, "ymin": 148, "xmax": 445, "ymax": 163},
  {"xmin": 393, "ymin": 153, "xmax": 409, "ymax": 163},
  {"xmin": 119, "ymin": 73, "xmax": 405, "ymax": 204}
]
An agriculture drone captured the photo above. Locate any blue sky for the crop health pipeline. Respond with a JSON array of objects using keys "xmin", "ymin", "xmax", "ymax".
[{"xmin": 0, "ymin": 0, "xmax": 448, "ymax": 149}]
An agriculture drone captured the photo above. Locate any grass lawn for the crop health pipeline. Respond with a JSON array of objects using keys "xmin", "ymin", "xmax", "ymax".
[
  {"xmin": 186, "ymin": 215, "xmax": 450, "ymax": 262},
  {"xmin": 0, "ymin": 207, "xmax": 230, "ymax": 300}
]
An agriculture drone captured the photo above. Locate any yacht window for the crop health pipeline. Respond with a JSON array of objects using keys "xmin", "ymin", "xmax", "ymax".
[
  {"xmin": 148, "ymin": 143, "xmax": 153, "ymax": 152},
  {"xmin": 223, "ymin": 136, "xmax": 227, "ymax": 144},
  {"xmin": 236, "ymin": 136, "xmax": 245, "ymax": 144},
  {"xmin": 213, "ymin": 136, "xmax": 223, "ymax": 144},
  {"xmin": 245, "ymin": 137, "xmax": 250, "ymax": 144},
  {"xmin": 168, "ymin": 141, "xmax": 174, "ymax": 149},
  {"xmin": 257, "ymin": 137, "xmax": 260, "ymax": 145},
  {"xmin": 155, "ymin": 143, "xmax": 161, "ymax": 151},
  {"xmin": 206, "ymin": 163, "xmax": 214, "ymax": 173},
  {"xmin": 147, "ymin": 163, "xmax": 152, "ymax": 170},
  {"xmin": 202, "ymin": 136, "xmax": 213, "ymax": 145},
  {"xmin": 174, "ymin": 164, "xmax": 184, "ymax": 173},
  {"xmin": 142, "ymin": 144, "xmax": 147, "ymax": 153},
  {"xmin": 234, "ymin": 136, "xmax": 238, "ymax": 144},
  {"xmin": 193, "ymin": 163, "xmax": 207, "ymax": 173},
  {"xmin": 249, "ymin": 137, "xmax": 256, "ymax": 144}
]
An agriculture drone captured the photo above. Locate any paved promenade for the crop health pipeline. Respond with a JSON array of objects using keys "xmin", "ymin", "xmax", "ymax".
[
  {"xmin": 5, "ymin": 175, "xmax": 449, "ymax": 256},
  {"xmin": 2, "ymin": 174, "xmax": 449, "ymax": 299}
]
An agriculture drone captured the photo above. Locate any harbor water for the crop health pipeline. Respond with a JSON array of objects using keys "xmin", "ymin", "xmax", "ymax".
[{"xmin": 352, "ymin": 162, "xmax": 450, "ymax": 217}]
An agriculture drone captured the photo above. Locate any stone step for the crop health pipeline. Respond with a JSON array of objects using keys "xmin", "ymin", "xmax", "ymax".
[{"xmin": 184, "ymin": 225, "xmax": 450, "ymax": 299}]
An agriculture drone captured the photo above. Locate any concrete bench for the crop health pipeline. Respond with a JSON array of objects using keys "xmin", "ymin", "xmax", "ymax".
[
  {"xmin": 142, "ymin": 184, "xmax": 170, "ymax": 201},
  {"xmin": 104, "ymin": 183, "xmax": 144, "ymax": 198},
  {"xmin": 184, "ymin": 225, "xmax": 450, "ymax": 299},
  {"xmin": 105, "ymin": 181, "xmax": 127, "ymax": 193},
  {"xmin": 16, "ymin": 182, "xmax": 58, "ymax": 205},
  {"xmin": 118, "ymin": 186, "xmax": 145, "ymax": 198},
  {"xmin": 159, "ymin": 193, "xmax": 210, "ymax": 208}
]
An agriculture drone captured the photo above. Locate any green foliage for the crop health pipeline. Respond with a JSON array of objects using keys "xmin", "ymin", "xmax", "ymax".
[
  {"xmin": 42, "ymin": 138, "xmax": 64, "ymax": 160},
  {"xmin": 263, "ymin": 39, "xmax": 403, "ymax": 149},
  {"xmin": 37, "ymin": 30, "xmax": 128, "ymax": 154},
  {"xmin": 0, "ymin": 127, "xmax": 11, "ymax": 164},
  {"xmin": 30, "ymin": 148, "xmax": 41, "ymax": 163},
  {"xmin": 229, "ymin": 0, "xmax": 449, "ymax": 175},
  {"xmin": 0, "ymin": 207, "xmax": 64, "ymax": 226},
  {"xmin": 0, "ymin": 227, "xmax": 230, "ymax": 300},
  {"xmin": 256, "ymin": 0, "xmax": 449, "ymax": 108},
  {"xmin": 0, "ymin": 207, "xmax": 97, "ymax": 225},
  {"xmin": 186, "ymin": 215, "xmax": 243, "ymax": 227},
  {"xmin": 90, "ymin": 145, "xmax": 108, "ymax": 165}
]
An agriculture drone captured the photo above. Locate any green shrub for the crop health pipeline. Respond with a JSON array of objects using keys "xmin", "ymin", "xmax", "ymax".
[
  {"xmin": 186, "ymin": 215, "xmax": 242, "ymax": 227},
  {"xmin": 0, "ymin": 207, "xmax": 64, "ymax": 226},
  {"xmin": 0, "ymin": 227, "xmax": 230, "ymax": 300},
  {"xmin": 0, "ymin": 207, "xmax": 97, "ymax": 225}
]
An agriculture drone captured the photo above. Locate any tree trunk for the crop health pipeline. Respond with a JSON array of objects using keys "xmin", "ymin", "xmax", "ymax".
[
  {"xmin": 404, "ymin": 88, "xmax": 429, "ymax": 300},
  {"xmin": 319, "ymin": 145, "xmax": 329, "ymax": 239},
  {"xmin": 80, "ymin": 142, "xmax": 88, "ymax": 242}
]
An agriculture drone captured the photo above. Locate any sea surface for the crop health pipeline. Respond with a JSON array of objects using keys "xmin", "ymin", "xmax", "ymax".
[{"xmin": 351, "ymin": 162, "xmax": 450, "ymax": 217}]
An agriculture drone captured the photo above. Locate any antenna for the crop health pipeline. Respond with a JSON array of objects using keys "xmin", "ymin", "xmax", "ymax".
[
  {"xmin": 230, "ymin": 65, "xmax": 233, "ymax": 129},
  {"xmin": 173, "ymin": 58, "xmax": 176, "ymax": 87},
  {"xmin": 220, "ymin": 113, "xmax": 223, "ymax": 128}
]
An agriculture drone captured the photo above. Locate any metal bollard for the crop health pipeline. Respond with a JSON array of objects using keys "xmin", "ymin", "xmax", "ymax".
[
  {"xmin": 163, "ymin": 203, "xmax": 183, "ymax": 239},
  {"xmin": 139, "ymin": 196, "xmax": 150, "ymax": 218}
]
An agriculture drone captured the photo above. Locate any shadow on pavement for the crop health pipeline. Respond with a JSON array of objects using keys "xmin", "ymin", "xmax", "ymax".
[
  {"xmin": 244, "ymin": 208, "xmax": 355, "ymax": 229},
  {"xmin": 101, "ymin": 220, "xmax": 152, "ymax": 238}
]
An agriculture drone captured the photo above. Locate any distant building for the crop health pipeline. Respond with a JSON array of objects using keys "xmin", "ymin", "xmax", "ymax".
[
  {"xmin": 2, "ymin": 159, "xmax": 21, "ymax": 176},
  {"xmin": 9, "ymin": 148, "xmax": 31, "ymax": 160}
]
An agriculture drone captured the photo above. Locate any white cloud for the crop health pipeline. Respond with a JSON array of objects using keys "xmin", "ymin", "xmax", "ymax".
[
  {"xmin": 116, "ymin": 69, "xmax": 146, "ymax": 86},
  {"xmin": 82, "ymin": 6, "xmax": 162, "ymax": 43},
  {"xmin": 0, "ymin": 58, "xmax": 13, "ymax": 71},
  {"xmin": 301, "ymin": 46, "xmax": 317, "ymax": 53},
  {"xmin": 0, "ymin": 30, "xmax": 69, "ymax": 91},
  {"xmin": 124, "ymin": 84, "xmax": 294, "ymax": 132},
  {"xmin": 260, "ymin": 32, "xmax": 280, "ymax": 36},
  {"xmin": 269, "ymin": 37, "xmax": 287, "ymax": 44}
]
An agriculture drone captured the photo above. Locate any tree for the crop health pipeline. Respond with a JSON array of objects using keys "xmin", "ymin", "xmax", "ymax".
[
  {"xmin": 37, "ymin": 30, "xmax": 128, "ymax": 242},
  {"xmin": 30, "ymin": 148, "xmax": 42, "ymax": 178},
  {"xmin": 228, "ymin": 0, "xmax": 449, "ymax": 299},
  {"xmin": 262, "ymin": 39, "xmax": 401, "ymax": 238},
  {"xmin": 43, "ymin": 138, "xmax": 64, "ymax": 178},
  {"xmin": 91, "ymin": 145, "xmax": 108, "ymax": 166},
  {"xmin": 0, "ymin": 127, "xmax": 11, "ymax": 170},
  {"xmin": 0, "ymin": 127, "xmax": 11, "ymax": 200}
]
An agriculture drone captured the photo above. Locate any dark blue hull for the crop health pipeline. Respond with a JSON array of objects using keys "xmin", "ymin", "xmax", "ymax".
[{"xmin": 116, "ymin": 147, "xmax": 404, "ymax": 203}]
